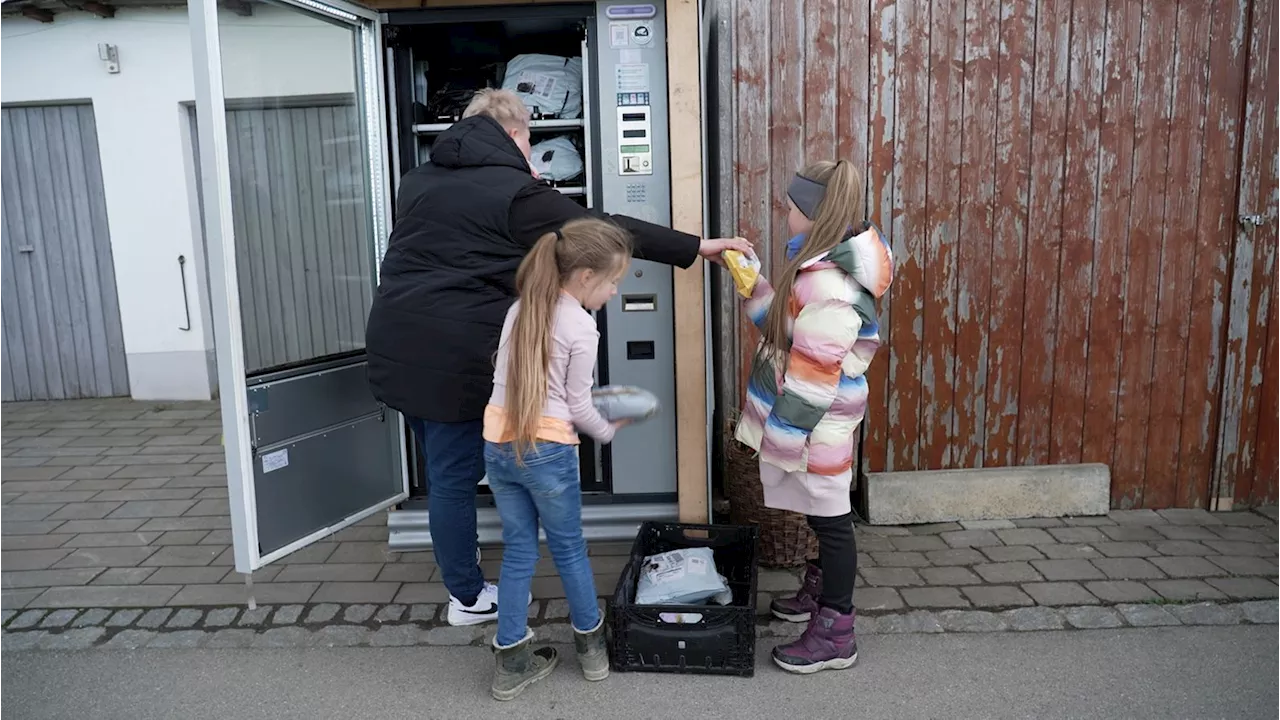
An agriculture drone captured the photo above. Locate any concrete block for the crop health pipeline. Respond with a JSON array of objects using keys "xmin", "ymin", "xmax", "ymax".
[{"xmin": 866, "ymin": 464, "xmax": 1110, "ymax": 525}]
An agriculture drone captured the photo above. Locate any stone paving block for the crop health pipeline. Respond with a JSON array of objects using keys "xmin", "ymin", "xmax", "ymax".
[
  {"xmin": 1093, "ymin": 558, "xmax": 1166, "ymax": 580},
  {"xmin": 1152, "ymin": 525, "xmax": 1220, "ymax": 541},
  {"xmin": 370, "ymin": 625, "xmax": 421, "ymax": 647},
  {"xmin": 1149, "ymin": 556, "xmax": 1225, "ymax": 578},
  {"xmin": 940, "ymin": 530, "xmax": 1002, "ymax": 548},
  {"xmin": 1158, "ymin": 509, "xmax": 1220, "ymax": 525},
  {"xmin": 920, "ymin": 566, "xmax": 981, "ymax": 586},
  {"xmin": 141, "ymin": 545, "xmax": 224, "ymax": 567},
  {"xmin": 145, "ymin": 567, "xmax": 229, "ymax": 585},
  {"xmin": 1, "ymin": 534, "xmax": 76, "ymax": 551},
  {"xmin": 1012, "ymin": 518, "xmax": 1066, "ymax": 528},
  {"xmin": 108, "ymin": 500, "xmax": 197, "ymax": 519},
  {"xmin": 1204, "ymin": 540, "xmax": 1273, "ymax": 557},
  {"xmin": 204, "ymin": 608, "xmax": 238, "ymax": 627},
  {"xmin": 1205, "ymin": 577, "xmax": 1279, "ymax": 600},
  {"xmin": 905, "ymin": 522, "xmax": 963, "ymax": 535},
  {"xmin": 1084, "ymin": 580, "xmax": 1159, "ymax": 603},
  {"xmin": 1167, "ymin": 602, "xmax": 1243, "ymax": 626},
  {"xmin": 375, "ymin": 604, "xmax": 406, "ymax": 623},
  {"xmin": 862, "ymin": 525, "xmax": 911, "ymax": 537},
  {"xmin": 855, "ymin": 536, "xmax": 895, "ymax": 553},
  {"xmin": 1237, "ymin": 599, "xmax": 1279, "ymax": 624},
  {"xmin": 959, "ymin": 520, "xmax": 1016, "ymax": 530},
  {"xmin": 1061, "ymin": 516, "xmax": 1117, "ymax": 527},
  {"xmin": 92, "ymin": 568, "xmax": 158, "ymax": 586},
  {"xmin": 56, "ymin": 519, "xmax": 146, "ymax": 534},
  {"xmin": 1209, "ymin": 526, "xmax": 1272, "ymax": 543},
  {"xmin": 1031, "ymin": 559, "xmax": 1105, "ymax": 582},
  {"xmin": 408, "ymin": 604, "xmax": 438, "ymax": 623},
  {"xmin": 544, "ymin": 599, "xmax": 571, "ymax": 619},
  {"xmin": 1002, "ymin": 606, "xmax": 1065, "ymax": 631},
  {"xmin": 71, "ymin": 608, "xmax": 111, "ymax": 628},
  {"xmin": 1047, "ymin": 527, "xmax": 1107, "ymax": 544},
  {"xmin": 34, "ymin": 585, "xmax": 180, "ymax": 608},
  {"xmin": 426, "ymin": 625, "xmax": 485, "ymax": 645},
  {"xmin": 890, "ymin": 535, "xmax": 949, "ymax": 552},
  {"xmin": 272, "ymin": 605, "xmax": 304, "ymax": 625},
  {"xmin": 1116, "ymin": 603, "xmax": 1180, "ymax": 627},
  {"xmin": 980, "ymin": 545, "xmax": 1045, "ymax": 563},
  {"xmin": 925, "ymin": 548, "xmax": 987, "ymax": 566},
  {"xmin": 147, "ymin": 630, "xmax": 208, "ymax": 649},
  {"xmin": 344, "ymin": 604, "xmax": 377, "ymax": 623},
  {"xmin": 961, "ymin": 585, "xmax": 1034, "ymax": 608},
  {"xmin": 275, "ymin": 563, "xmax": 383, "ymax": 583},
  {"xmin": 974, "ymin": 562, "xmax": 1042, "ymax": 584},
  {"xmin": 0, "ymin": 589, "xmax": 39, "ymax": 610},
  {"xmin": 61, "ymin": 532, "xmax": 163, "ymax": 548},
  {"xmin": 165, "ymin": 608, "xmax": 203, "ymax": 628},
  {"xmin": 873, "ymin": 610, "xmax": 943, "ymax": 634},
  {"xmin": 253, "ymin": 627, "xmax": 313, "ymax": 648},
  {"xmin": 310, "ymin": 625, "xmax": 370, "ymax": 647},
  {"xmin": 8, "ymin": 609, "xmax": 46, "ymax": 629},
  {"xmin": 303, "ymin": 604, "xmax": 339, "ymax": 624},
  {"xmin": 856, "ymin": 587, "xmax": 904, "ymax": 611},
  {"xmin": 105, "ymin": 609, "xmax": 143, "ymax": 627},
  {"xmin": 102, "ymin": 630, "xmax": 155, "ymax": 650},
  {"xmin": 136, "ymin": 608, "xmax": 172, "ymax": 628},
  {"xmin": 1034, "ymin": 543, "xmax": 1105, "ymax": 561},
  {"xmin": 937, "ymin": 610, "xmax": 1007, "ymax": 632},
  {"xmin": 995, "ymin": 528, "xmax": 1055, "ymax": 546},
  {"xmin": 328, "ymin": 542, "xmax": 394, "ymax": 564},
  {"xmin": 871, "ymin": 552, "xmax": 930, "ymax": 568},
  {"xmin": 1207, "ymin": 555, "xmax": 1277, "ymax": 577},
  {"xmin": 312, "ymin": 582, "xmax": 399, "ymax": 604},
  {"xmin": 47, "ymin": 502, "xmax": 126, "ymax": 521},
  {"xmin": 1107, "ymin": 510, "xmax": 1164, "ymax": 525},
  {"xmin": 1098, "ymin": 525, "xmax": 1164, "ymax": 542},
  {"xmin": 1147, "ymin": 579, "xmax": 1225, "ymax": 602},
  {"xmin": 1094, "ymin": 542, "xmax": 1160, "ymax": 558},
  {"xmin": 1, "ymin": 631, "xmax": 49, "ymax": 651},
  {"xmin": 758, "ymin": 569, "xmax": 802, "ymax": 591},
  {"xmin": 204, "ymin": 629, "xmax": 257, "ymax": 649},
  {"xmin": 39, "ymin": 609, "xmax": 79, "ymax": 628},
  {"xmin": 1152, "ymin": 540, "xmax": 1214, "ymax": 556},
  {"xmin": 38, "ymin": 627, "xmax": 105, "ymax": 650},
  {"xmin": 238, "ymin": 606, "xmax": 273, "ymax": 626},
  {"xmin": 1022, "ymin": 582, "xmax": 1101, "ymax": 606},
  {"xmin": 1217, "ymin": 511, "xmax": 1273, "ymax": 526},
  {"xmin": 901, "ymin": 587, "xmax": 970, "ymax": 608},
  {"xmin": 1, "ymin": 609, "xmax": 16, "ymax": 626},
  {"xmin": 54, "ymin": 547, "xmax": 158, "ymax": 569},
  {"xmin": 2, "ymin": 548, "xmax": 72, "ymax": 571},
  {"xmin": 1064, "ymin": 605, "xmax": 1123, "ymax": 629},
  {"xmin": 861, "ymin": 567, "xmax": 924, "ymax": 587}
]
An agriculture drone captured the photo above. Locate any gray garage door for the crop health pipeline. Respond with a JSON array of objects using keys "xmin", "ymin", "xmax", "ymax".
[{"xmin": 1, "ymin": 104, "xmax": 129, "ymax": 402}]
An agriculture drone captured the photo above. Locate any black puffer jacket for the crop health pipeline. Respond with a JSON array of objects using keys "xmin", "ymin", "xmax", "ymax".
[{"xmin": 366, "ymin": 115, "xmax": 699, "ymax": 423}]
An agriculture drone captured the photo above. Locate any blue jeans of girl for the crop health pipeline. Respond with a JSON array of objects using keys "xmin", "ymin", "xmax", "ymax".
[{"xmin": 485, "ymin": 440, "xmax": 600, "ymax": 646}]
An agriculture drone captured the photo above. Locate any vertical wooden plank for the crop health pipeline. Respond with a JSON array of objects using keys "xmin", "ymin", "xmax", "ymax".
[
  {"xmin": 1, "ymin": 110, "xmax": 36, "ymax": 402},
  {"xmin": 291, "ymin": 108, "xmax": 324, "ymax": 359},
  {"xmin": 1017, "ymin": 0, "xmax": 1072, "ymax": 467},
  {"xmin": 262, "ymin": 107, "xmax": 301, "ymax": 365},
  {"xmin": 1249, "ymin": 0, "xmax": 1280, "ymax": 504},
  {"xmin": 45, "ymin": 106, "xmax": 95, "ymax": 397},
  {"xmin": 769, "ymin": 0, "xmax": 805, "ymax": 272},
  {"xmin": 953, "ymin": 0, "xmax": 1001, "ymax": 468},
  {"xmin": 319, "ymin": 107, "xmax": 353, "ymax": 360},
  {"xmin": 1082, "ymin": 0, "xmax": 1141, "ymax": 478},
  {"xmin": 984, "ymin": 0, "xmax": 1035, "ymax": 467},
  {"xmin": 865, "ymin": 0, "xmax": 897, "ymax": 470},
  {"xmin": 1143, "ymin": 0, "xmax": 1213, "ymax": 507},
  {"xmin": 665, "ymin": 0, "xmax": 710, "ymax": 523},
  {"xmin": 229, "ymin": 110, "xmax": 267, "ymax": 371},
  {"xmin": 1049, "ymin": 0, "xmax": 1107, "ymax": 466},
  {"xmin": 836, "ymin": 0, "xmax": 870, "ymax": 182},
  {"xmin": 1176, "ymin": 0, "xmax": 1249, "ymax": 509},
  {"xmin": 920, "ymin": 0, "xmax": 964, "ymax": 469},
  {"xmin": 78, "ymin": 106, "xmax": 129, "ymax": 396},
  {"xmin": 62, "ymin": 105, "xmax": 113, "ymax": 397},
  {"xmin": 272, "ymin": 108, "xmax": 309, "ymax": 363},
  {"xmin": 887, "ymin": 0, "xmax": 929, "ymax": 471},
  {"xmin": 733, "ymin": 0, "xmax": 771, "ymax": 406},
  {"xmin": 308, "ymin": 107, "xmax": 340, "ymax": 359},
  {"xmin": 804, "ymin": 0, "xmax": 838, "ymax": 163},
  {"xmin": 1216, "ymin": 0, "xmax": 1278, "ymax": 508},
  {"xmin": 1113, "ymin": 0, "xmax": 1177, "ymax": 508}
]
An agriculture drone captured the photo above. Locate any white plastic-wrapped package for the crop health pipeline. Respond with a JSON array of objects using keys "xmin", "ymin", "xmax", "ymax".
[
  {"xmin": 502, "ymin": 54, "xmax": 584, "ymax": 119},
  {"xmin": 529, "ymin": 136, "xmax": 584, "ymax": 182},
  {"xmin": 634, "ymin": 547, "xmax": 730, "ymax": 606},
  {"xmin": 591, "ymin": 385, "xmax": 659, "ymax": 424}
]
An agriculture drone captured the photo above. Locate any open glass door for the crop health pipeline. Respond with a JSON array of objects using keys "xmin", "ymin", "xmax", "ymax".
[{"xmin": 190, "ymin": 0, "xmax": 405, "ymax": 573}]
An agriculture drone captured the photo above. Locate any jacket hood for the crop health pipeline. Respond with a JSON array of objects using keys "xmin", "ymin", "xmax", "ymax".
[
  {"xmin": 429, "ymin": 115, "xmax": 531, "ymax": 173},
  {"xmin": 789, "ymin": 221, "xmax": 895, "ymax": 298}
]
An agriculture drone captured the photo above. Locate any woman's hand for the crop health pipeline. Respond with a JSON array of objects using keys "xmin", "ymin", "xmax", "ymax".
[
  {"xmin": 698, "ymin": 237, "xmax": 754, "ymax": 265},
  {"xmin": 611, "ymin": 419, "xmax": 633, "ymax": 431}
]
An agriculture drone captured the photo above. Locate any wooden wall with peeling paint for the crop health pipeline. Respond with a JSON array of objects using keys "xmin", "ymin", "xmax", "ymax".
[{"xmin": 709, "ymin": 0, "xmax": 1277, "ymax": 510}]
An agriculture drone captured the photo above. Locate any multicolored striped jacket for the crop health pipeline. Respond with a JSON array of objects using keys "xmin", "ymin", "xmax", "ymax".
[{"xmin": 735, "ymin": 223, "xmax": 894, "ymax": 479}]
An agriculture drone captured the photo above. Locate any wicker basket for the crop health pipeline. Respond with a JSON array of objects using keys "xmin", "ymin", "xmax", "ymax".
[{"xmin": 724, "ymin": 427, "xmax": 818, "ymax": 569}]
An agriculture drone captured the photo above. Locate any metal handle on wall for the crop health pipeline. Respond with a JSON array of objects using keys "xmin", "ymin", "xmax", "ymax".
[{"xmin": 178, "ymin": 255, "xmax": 192, "ymax": 332}]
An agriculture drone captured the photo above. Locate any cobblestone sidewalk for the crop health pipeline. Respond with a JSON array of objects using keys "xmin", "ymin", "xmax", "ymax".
[{"xmin": 3, "ymin": 399, "xmax": 1278, "ymax": 652}]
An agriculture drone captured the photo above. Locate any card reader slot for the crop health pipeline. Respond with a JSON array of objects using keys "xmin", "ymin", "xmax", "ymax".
[{"xmin": 622, "ymin": 294, "xmax": 657, "ymax": 312}]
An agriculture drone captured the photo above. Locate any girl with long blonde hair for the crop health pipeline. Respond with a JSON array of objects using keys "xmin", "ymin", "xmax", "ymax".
[
  {"xmin": 482, "ymin": 218, "xmax": 632, "ymax": 700},
  {"xmin": 734, "ymin": 159, "xmax": 895, "ymax": 674}
]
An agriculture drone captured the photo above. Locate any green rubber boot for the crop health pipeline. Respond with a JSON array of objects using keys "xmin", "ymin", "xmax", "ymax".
[{"xmin": 491, "ymin": 630, "xmax": 558, "ymax": 701}]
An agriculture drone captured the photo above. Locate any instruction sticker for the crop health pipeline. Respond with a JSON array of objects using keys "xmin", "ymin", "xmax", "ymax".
[
  {"xmin": 616, "ymin": 64, "xmax": 650, "ymax": 93},
  {"xmin": 610, "ymin": 22, "xmax": 630, "ymax": 48},
  {"xmin": 261, "ymin": 449, "xmax": 289, "ymax": 474}
]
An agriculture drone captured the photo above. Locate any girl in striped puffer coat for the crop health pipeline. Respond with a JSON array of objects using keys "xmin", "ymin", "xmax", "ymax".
[{"xmin": 733, "ymin": 159, "xmax": 894, "ymax": 675}]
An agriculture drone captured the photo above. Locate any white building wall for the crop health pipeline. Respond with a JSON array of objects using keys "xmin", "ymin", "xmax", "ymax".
[{"xmin": 1, "ymin": 5, "xmax": 355, "ymax": 400}]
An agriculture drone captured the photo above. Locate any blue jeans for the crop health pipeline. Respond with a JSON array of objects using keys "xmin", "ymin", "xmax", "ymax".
[
  {"xmin": 485, "ymin": 440, "xmax": 600, "ymax": 646},
  {"xmin": 407, "ymin": 417, "xmax": 486, "ymax": 604}
]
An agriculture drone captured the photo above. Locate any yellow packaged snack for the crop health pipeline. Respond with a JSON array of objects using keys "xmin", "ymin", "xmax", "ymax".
[{"xmin": 722, "ymin": 249, "xmax": 761, "ymax": 298}]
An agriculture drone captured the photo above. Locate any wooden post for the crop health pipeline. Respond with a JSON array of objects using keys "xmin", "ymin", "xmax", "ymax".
[{"xmin": 666, "ymin": 0, "xmax": 709, "ymax": 523}]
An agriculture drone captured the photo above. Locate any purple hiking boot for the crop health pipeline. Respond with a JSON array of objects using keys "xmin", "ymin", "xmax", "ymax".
[
  {"xmin": 771, "ymin": 605, "xmax": 858, "ymax": 674},
  {"xmin": 770, "ymin": 562, "xmax": 822, "ymax": 622}
]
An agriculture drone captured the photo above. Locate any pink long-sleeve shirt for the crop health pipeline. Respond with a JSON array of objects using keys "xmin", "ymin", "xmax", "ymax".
[{"xmin": 483, "ymin": 293, "xmax": 615, "ymax": 446}]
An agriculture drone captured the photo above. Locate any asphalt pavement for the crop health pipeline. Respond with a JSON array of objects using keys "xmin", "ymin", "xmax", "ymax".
[{"xmin": 3, "ymin": 625, "xmax": 1276, "ymax": 720}]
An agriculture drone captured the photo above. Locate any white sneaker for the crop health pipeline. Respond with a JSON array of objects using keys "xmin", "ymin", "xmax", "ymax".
[{"xmin": 446, "ymin": 582, "xmax": 533, "ymax": 627}]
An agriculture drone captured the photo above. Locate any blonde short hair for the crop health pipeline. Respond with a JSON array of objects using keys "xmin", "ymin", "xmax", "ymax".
[{"xmin": 462, "ymin": 89, "xmax": 530, "ymax": 130}]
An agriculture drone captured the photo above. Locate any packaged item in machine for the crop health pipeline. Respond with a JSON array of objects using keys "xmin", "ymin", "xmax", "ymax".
[
  {"xmin": 502, "ymin": 54, "xmax": 584, "ymax": 119},
  {"xmin": 721, "ymin": 249, "xmax": 761, "ymax": 298},
  {"xmin": 634, "ymin": 547, "xmax": 730, "ymax": 606},
  {"xmin": 529, "ymin": 135, "xmax": 584, "ymax": 182},
  {"xmin": 590, "ymin": 385, "xmax": 659, "ymax": 424}
]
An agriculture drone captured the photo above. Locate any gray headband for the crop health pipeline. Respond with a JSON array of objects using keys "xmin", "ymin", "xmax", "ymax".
[{"xmin": 787, "ymin": 174, "xmax": 827, "ymax": 220}]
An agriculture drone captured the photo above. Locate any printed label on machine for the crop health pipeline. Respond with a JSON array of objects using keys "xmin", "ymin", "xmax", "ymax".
[
  {"xmin": 615, "ymin": 63, "xmax": 650, "ymax": 94},
  {"xmin": 610, "ymin": 22, "xmax": 629, "ymax": 48},
  {"xmin": 261, "ymin": 448, "xmax": 289, "ymax": 474}
]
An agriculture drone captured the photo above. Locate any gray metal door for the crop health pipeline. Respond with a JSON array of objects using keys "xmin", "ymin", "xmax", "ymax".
[{"xmin": 0, "ymin": 104, "xmax": 129, "ymax": 401}]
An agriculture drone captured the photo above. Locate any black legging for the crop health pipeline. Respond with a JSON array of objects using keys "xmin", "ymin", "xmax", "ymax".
[{"xmin": 807, "ymin": 512, "xmax": 857, "ymax": 614}]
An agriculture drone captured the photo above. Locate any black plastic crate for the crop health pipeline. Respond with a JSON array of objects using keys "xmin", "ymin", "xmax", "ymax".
[{"xmin": 608, "ymin": 522, "xmax": 759, "ymax": 677}]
